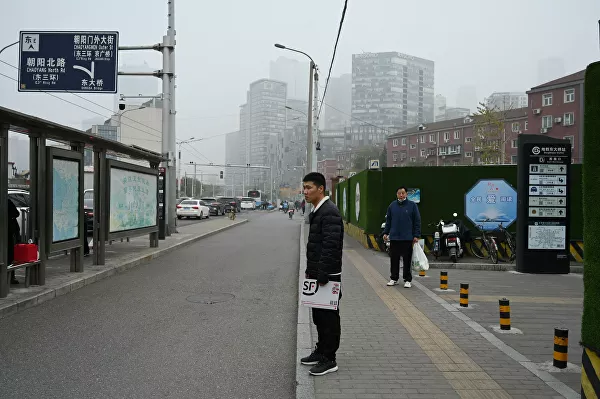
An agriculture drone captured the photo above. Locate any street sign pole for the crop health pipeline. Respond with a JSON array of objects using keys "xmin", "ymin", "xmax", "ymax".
[
  {"xmin": 517, "ymin": 135, "xmax": 571, "ymax": 274},
  {"xmin": 116, "ymin": 1, "xmax": 177, "ymax": 237}
]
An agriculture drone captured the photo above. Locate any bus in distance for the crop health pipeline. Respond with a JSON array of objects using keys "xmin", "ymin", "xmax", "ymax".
[{"xmin": 247, "ymin": 190, "xmax": 262, "ymax": 207}]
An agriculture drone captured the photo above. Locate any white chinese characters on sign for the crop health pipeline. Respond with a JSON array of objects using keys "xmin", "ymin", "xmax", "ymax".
[{"xmin": 26, "ymin": 56, "xmax": 67, "ymax": 86}]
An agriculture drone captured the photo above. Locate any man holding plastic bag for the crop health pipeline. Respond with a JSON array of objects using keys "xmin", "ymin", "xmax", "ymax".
[{"xmin": 383, "ymin": 186, "xmax": 421, "ymax": 288}]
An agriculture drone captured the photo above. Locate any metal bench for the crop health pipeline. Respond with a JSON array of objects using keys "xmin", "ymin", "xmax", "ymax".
[{"xmin": 7, "ymin": 260, "xmax": 41, "ymax": 289}]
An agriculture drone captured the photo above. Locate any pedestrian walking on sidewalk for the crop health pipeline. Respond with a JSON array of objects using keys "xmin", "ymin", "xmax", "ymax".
[
  {"xmin": 300, "ymin": 172, "xmax": 344, "ymax": 376},
  {"xmin": 383, "ymin": 186, "xmax": 421, "ymax": 288}
]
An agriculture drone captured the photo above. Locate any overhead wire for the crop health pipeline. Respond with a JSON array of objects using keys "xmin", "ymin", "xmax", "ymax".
[
  {"xmin": 0, "ymin": 59, "xmax": 164, "ymax": 139},
  {"xmin": 184, "ymin": 142, "xmax": 213, "ymax": 164},
  {"xmin": 0, "ymin": 71, "xmax": 167, "ymax": 143},
  {"xmin": 289, "ymin": 98, "xmax": 399, "ymax": 136},
  {"xmin": 317, "ymin": 0, "xmax": 349, "ymax": 119}
]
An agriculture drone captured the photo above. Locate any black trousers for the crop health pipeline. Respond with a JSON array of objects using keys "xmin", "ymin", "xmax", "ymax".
[
  {"xmin": 312, "ymin": 308, "xmax": 340, "ymax": 361},
  {"xmin": 312, "ymin": 288, "xmax": 341, "ymax": 361},
  {"xmin": 390, "ymin": 240, "xmax": 413, "ymax": 282}
]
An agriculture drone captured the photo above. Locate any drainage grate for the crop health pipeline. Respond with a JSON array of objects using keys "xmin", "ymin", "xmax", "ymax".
[{"xmin": 185, "ymin": 292, "xmax": 235, "ymax": 304}]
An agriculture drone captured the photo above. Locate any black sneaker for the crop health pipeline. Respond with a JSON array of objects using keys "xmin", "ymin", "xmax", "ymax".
[
  {"xmin": 300, "ymin": 350, "xmax": 325, "ymax": 366},
  {"xmin": 309, "ymin": 359, "xmax": 338, "ymax": 376}
]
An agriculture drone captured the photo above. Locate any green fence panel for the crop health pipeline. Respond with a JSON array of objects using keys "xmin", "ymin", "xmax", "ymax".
[
  {"xmin": 348, "ymin": 171, "xmax": 369, "ymax": 230},
  {"xmin": 337, "ymin": 178, "xmax": 349, "ymax": 221},
  {"xmin": 378, "ymin": 165, "xmax": 582, "ymax": 240},
  {"xmin": 365, "ymin": 170, "xmax": 384, "ymax": 234},
  {"xmin": 569, "ymin": 163, "xmax": 583, "ymax": 240}
]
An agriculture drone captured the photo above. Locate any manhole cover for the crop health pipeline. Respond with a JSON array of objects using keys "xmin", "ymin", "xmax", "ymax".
[{"xmin": 185, "ymin": 292, "xmax": 235, "ymax": 304}]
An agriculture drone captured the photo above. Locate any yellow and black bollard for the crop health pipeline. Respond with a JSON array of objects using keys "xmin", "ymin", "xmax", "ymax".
[
  {"xmin": 440, "ymin": 271, "xmax": 448, "ymax": 290},
  {"xmin": 553, "ymin": 328, "xmax": 568, "ymax": 369},
  {"xmin": 419, "ymin": 269, "xmax": 426, "ymax": 277},
  {"xmin": 459, "ymin": 283, "xmax": 469, "ymax": 307},
  {"xmin": 499, "ymin": 298, "xmax": 511, "ymax": 331}
]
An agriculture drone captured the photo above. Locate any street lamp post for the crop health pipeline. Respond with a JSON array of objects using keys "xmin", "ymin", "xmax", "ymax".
[
  {"xmin": 177, "ymin": 137, "xmax": 200, "ymax": 196},
  {"xmin": 275, "ymin": 43, "xmax": 318, "ymax": 223},
  {"xmin": 117, "ymin": 105, "xmax": 146, "ymax": 141}
]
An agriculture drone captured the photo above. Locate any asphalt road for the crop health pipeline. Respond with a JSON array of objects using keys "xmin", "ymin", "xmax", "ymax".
[
  {"xmin": 177, "ymin": 208, "xmax": 268, "ymax": 227},
  {"xmin": 0, "ymin": 210, "xmax": 300, "ymax": 399}
]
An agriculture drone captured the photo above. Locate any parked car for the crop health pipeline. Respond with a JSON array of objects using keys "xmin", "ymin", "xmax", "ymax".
[
  {"xmin": 217, "ymin": 197, "xmax": 241, "ymax": 213},
  {"xmin": 83, "ymin": 189, "xmax": 94, "ymax": 233},
  {"xmin": 200, "ymin": 197, "xmax": 225, "ymax": 216},
  {"xmin": 241, "ymin": 197, "xmax": 256, "ymax": 210},
  {"xmin": 8, "ymin": 189, "xmax": 30, "ymax": 240},
  {"xmin": 176, "ymin": 199, "xmax": 210, "ymax": 219}
]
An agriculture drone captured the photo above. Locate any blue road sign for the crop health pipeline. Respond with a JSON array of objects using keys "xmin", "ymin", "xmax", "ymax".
[
  {"xmin": 465, "ymin": 179, "xmax": 517, "ymax": 231},
  {"xmin": 18, "ymin": 31, "xmax": 118, "ymax": 93}
]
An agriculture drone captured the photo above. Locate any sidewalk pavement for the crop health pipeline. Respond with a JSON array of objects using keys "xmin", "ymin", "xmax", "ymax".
[
  {"xmin": 0, "ymin": 217, "xmax": 247, "ymax": 320},
  {"xmin": 297, "ymin": 224, "xmax": 583, "ymax": 399}
]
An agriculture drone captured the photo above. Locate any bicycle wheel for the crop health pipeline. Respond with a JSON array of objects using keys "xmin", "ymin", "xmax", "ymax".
[
  {"xmin": 470, "ymin": 237, "xmax": 487, "ymax": 259},
  {"xmin": 487, "ymin": 238, "xmax": 499, "ymax": 264},
  {"xmin": 505, "ymin": 232, "xmax": 516, "ymax": 261}
]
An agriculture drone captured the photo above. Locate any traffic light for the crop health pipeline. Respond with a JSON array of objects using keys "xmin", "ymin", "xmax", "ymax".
[{"xmin": 220, "ymin": 170, "xmax": 223, "ymax": 179}]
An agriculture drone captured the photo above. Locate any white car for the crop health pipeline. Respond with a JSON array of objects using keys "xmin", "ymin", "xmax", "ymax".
[
  {"xmin": 241, "ymin": 197, "xmax": 256, "ymax": 210},
  {"xmin": 176, "ymin": 199, "xmax": 210, "ymax": 219}
]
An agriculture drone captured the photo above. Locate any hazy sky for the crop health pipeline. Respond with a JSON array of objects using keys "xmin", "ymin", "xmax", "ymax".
[{"xmin": 1, "ymin": 0, "xmax": 599, "ymax": 173}]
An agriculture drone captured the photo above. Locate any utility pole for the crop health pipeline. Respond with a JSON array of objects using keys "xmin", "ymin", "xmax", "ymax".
[
  {"xmin": 270, "ymin": 165, "xmax": 273, "ymax": 204},
  {"xmin": 191, "ymin": 162, "xmax": 197, "ymax": 197},
  {"xmin": 312, "ymin": 67, "xmax": 319, "ymax": 175},
  {"xmin": 166, "ymin": 0, "xmax": 177, "ymax": 236},
  {"xmin": 305, "ymin": 62, "xmax": 315, "ymax": 224},
  {"xmin": 200, "ymin": 171, "xmax": 203, "ymax": 197},
  {"xmin": 117, "ymin": 0, "xmax": 177, "ymax": 237}
]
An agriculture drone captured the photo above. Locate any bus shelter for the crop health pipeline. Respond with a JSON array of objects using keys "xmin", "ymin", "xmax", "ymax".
[{"xmin": 0, "ymin": 106, "xmax": 165, "ymax": 298}]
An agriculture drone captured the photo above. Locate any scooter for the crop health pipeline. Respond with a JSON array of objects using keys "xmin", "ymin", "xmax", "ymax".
[
  {"xmin": 431, "ymin": 212, "xmax": 464, "ymax": 263},
  {"xmin": 378, "ymin": 218, "xmax": 391, "ymax": 257},
  {"xmin": 288, "ymin": 208, "xmax": 295, "ymax": 219}
]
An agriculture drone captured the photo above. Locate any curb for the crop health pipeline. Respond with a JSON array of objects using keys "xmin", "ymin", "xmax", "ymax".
[
  {"xmin": 0, "ymin": 219, "xmax": 249, "ymax": 320},
  {"xmin": 375, "ymin": 252, "xmax": 584, "ymax": 274},
  {"xmin": 296, "ymin": 222, "xmax": 315, "ymax": 399}
]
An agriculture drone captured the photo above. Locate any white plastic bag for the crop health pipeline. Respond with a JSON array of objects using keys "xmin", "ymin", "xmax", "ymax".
[{"xmin": 411, "ymin": 243, "xmax": 429, "ymax": 271}]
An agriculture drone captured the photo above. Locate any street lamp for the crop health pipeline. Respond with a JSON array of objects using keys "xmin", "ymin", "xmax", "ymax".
[
  {"xmin": 176, "ymin": 137, "xmax": 199, "ymax": 196},
  {"xmin": 117, "ymin": 105, "xmax": 146, "ymax": 141},
  {"xmin": 285, "ymin": 105, "xmax": 308, "ymax": 117},
  {"xmin": 275, "ymin": 43, "xmax": 319, "ymax": 223}
]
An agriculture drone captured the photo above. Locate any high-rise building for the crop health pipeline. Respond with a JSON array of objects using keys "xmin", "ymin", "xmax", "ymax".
[
  {"xmin": 224, "ymin": 130, "xmax": 246, "ymax": 196},
  {"xmin": 351, "ymin": 52, "xmax": 435, "ymax": 137},
  {"xmin": 323, "ymin": 74, "xmax": 352, "ymax": 130},
  {"xmin": 445, "ymin": 107, "xmax": 470, "ymax": 120},
  {"xmin": 241, "ymin": 79, "xmax": 287, "ymax": 189},
  {"xmin": 456, "ymin": 85, "xmax": 478, "ymax": 111},
  {"xmin": 269, "ymin": 56, "xmax": 308, "ymax": 101},
  {"xmin": 81, "ymin": 117, "xmax": 105, "ymax": 131},
  {"xmin": 537, "ymin": 57, "xmax": 566, "ymax": 86},
  {"xmin": 286, "ymin": 98, "xmax": 309, "ymax": 129},
  {"xmin": 434, "ymin": 94, "xmax": 447, "ymax": 122},
  {"xmin": 485, "ymin": 92, "xmax": 528, "ymax": 111}
]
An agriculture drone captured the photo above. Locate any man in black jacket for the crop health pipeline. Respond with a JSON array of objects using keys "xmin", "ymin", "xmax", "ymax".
[{"xmin": 300, "ymin": 172, "xmax": 344, "ymax": 376}]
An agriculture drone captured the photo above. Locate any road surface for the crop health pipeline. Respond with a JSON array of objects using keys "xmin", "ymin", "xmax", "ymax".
[{"xmin": 0, "ymin": 211, "xmax": 300, "ymax": 399}]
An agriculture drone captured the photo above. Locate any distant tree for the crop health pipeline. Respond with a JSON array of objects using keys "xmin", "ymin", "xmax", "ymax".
[
  {"xmin": 471, "ymin": 102, "xmax": 516, "ymax": 165},
  {"xmin": 352, "ymin": 146, "xmax": 382, "ymax": 171},
  {"xmin": 380, "ymin": 144, "xmax": 387, "ymax": 166}
]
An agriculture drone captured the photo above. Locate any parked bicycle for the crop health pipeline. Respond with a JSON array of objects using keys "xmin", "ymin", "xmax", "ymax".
[
  {"xmin": 497, "ymin": 222, "xmax": 516, "ymax": 262},
  {"xmin": 470, "ymin": 223, "xmax": 499, "ymax": 264}
]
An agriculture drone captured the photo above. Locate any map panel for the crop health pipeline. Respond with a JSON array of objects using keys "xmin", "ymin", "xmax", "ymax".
[
  {"xmin": 110, "ymin": 167, "xmax": 157, "ymax": 233},
  {"xmin": 52, "ymin": 158, "xmax": 79, "ymax": 242}
]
